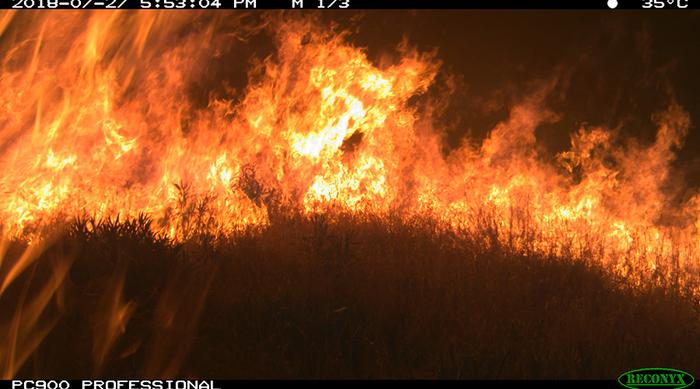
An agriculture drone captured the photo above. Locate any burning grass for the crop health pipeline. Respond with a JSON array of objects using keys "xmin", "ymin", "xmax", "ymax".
[
  {"xmin": 1, "ymin": 212, "xmax": 699, "ymax": 379},
  {"xmin": 1, "ymin": 10, "xmax": 700, "ymax": 379}
]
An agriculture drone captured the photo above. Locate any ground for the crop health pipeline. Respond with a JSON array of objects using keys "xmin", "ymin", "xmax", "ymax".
[{"xmin": 2, "ymin": 213, "xmax": 699, "ymax": 379}]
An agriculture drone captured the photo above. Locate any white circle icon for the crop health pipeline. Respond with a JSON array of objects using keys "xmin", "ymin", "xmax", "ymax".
[{"xmin": 607, "ymin": 0, "xmax": 618, "ymax": 8}]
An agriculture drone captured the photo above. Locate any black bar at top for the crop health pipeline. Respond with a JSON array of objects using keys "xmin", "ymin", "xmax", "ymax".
[{"xmin": 3, "ymin": 0, "xmax": 699, "ymax": 10}]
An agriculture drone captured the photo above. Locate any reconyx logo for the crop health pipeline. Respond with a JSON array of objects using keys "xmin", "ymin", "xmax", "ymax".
[{"xmin": 618, "ymin": 368, "xmax": 695, "ymax": 389}]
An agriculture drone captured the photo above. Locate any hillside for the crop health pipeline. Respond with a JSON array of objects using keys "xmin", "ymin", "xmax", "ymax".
[{"xmin": 1, "ymin": 214, "xmax": 698, "ymax": 379}]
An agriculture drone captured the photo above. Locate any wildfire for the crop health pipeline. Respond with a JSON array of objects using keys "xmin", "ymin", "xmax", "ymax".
[{"xmin": 0, "ymin": 11, "xmax": 698, "ymax": 289}]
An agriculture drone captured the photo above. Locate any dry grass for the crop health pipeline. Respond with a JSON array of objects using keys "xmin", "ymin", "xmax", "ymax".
[{"xmin": 1, "ymin": 212, "xmax": 699, "ymax": 379}]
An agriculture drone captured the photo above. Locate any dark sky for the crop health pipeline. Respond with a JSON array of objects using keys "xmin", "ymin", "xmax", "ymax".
[{"xmin": 316, "ymin": 11, "xmax": 700, "ymax": 187}]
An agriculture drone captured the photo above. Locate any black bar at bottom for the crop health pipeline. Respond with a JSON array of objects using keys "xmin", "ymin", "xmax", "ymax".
[{"xmin": 0, "ymin": 380, "xmax": 625, "ymax": 389}]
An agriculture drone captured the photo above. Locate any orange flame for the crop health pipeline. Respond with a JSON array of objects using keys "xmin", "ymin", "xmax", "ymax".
[{"xmin": 0, "ymin": 12, "xmax": 698, "ymax": 290}]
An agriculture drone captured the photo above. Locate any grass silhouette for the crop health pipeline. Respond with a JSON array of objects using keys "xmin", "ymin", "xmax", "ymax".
[{"xmin": 1, "ymin": 212, "xmax": 699, "ymax": 379}]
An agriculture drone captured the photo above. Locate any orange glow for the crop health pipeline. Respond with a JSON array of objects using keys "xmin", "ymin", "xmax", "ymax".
[{"xmin": 0, "ymin": 12, "xmax": 698, "ymax": 291}]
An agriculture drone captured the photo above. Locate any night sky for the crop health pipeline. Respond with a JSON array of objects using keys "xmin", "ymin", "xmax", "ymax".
[{"xmin": 338, "ymin": 11, "xmax": 700, "ymax": 180}]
